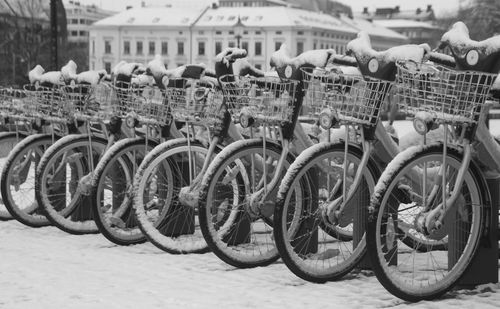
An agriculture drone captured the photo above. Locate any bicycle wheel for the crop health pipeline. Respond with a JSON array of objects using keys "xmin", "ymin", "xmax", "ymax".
[
  {"xmin": 199, "ymin": 138, "xmax": 296, "ymax": 268},
  {"xmin": 274, "ymin": 142, "xmax": 379, "ymax": 282},
  {"xmin": 367, "ymin": 144, "xmax": 485, "ymax": 301},
  {"xmin": 0, "ymin": 132, "xmax": 26, "ymax": 220},
  {"xmin": 91, "ymin": 137, "xmax": 158, "ymax": 246},
  {"xmin": 134, "ymin": 138, "xmax": 212, "ymax": 254},
  {"xmin": 35, "ymin": 134, "xmax": 108, "ymax": 234},
  {"xmin": 1, "ymin": 134, "xmax": 56, "ymax": 227}
]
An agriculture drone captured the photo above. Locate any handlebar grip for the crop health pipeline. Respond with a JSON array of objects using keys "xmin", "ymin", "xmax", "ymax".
[
  {"xmin": 331, "ymin": 55, "xmax": 358, "ymax": 67},
  {"xmin": 181, "ymin": 65, "xmax": 206, "ymax": 79},
  {"xmin": 428, "ymin": 52, "xmax": 456, "ymax": 68}
]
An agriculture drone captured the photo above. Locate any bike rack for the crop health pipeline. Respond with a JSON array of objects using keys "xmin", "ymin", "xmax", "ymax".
[{"xmin": 455, "ymin": 175, "xmax": 499, "ymax": 286}]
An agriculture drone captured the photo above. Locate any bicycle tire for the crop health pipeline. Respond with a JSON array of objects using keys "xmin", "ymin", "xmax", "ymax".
[
  {"xmin": 1, "ymin": 133, "xmax": 57, "ymax": 227},
  {"xmin": 133, "ymin": 138, "xmax": 213, "ymax": 254},
  {"xmin": 274, "ymin": 142, "xmax": 380, "ymax": 283},
  {"xmin": 0, "ymin": 131, "xmax": 27, "ymax": 220},
  {"xmin": 198, "ymin": 138, "xmax": 296, "ymax": 268},
  {"xmin": 91, "ymin": 137, "xmax": 158, "ymax": 246},
  {"xmin": 35, "ymin": 134, "xmax": 108, "ymax": 234},
  {"xmin": 366, "ymin": 144, "xmax": 486, "ymax": 301}
]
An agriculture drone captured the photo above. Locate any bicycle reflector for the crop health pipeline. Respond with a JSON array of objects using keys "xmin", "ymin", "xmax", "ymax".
[
  {"xmin": 413, "ymin": 111, "xmax": 436, "ymax": 135},
  {"xmin": 319, "ymin": 107, "xmax": 339, "ymax": 130},
  {"xmin": 194, "ymin": 87, "xmax": 209, "ymax": 101}
]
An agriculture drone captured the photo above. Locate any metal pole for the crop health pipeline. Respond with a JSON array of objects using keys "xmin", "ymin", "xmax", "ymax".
[{"xmin": 50, "ymin": 0, "xmax": 58, "ymax": 70}]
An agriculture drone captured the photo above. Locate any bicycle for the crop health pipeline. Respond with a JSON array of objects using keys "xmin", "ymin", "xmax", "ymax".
[
  {"xmin": 271, "ymin": 32, "xmax": 446, "ymax": 283},
  {"xmin": 0, "ymin": 62, "xmax": 80, "ymax": 227},
  {"xmin": 131, "ymin": 48, "xmax": 267, "ymax": 252},
  {"xmin": 34, "ymin": 66, "xmax": 161, "ymax": 235},
  {"xmin": 366, "ymin": 21, "xmax": 500, "ymax": 301},
  {"xmin": 196, "ymin": 46, "xmax": 339, "ymax": 268},
  {"xmin": 89, "ymin": 58, "xmax": 215, "ymax": 246}
]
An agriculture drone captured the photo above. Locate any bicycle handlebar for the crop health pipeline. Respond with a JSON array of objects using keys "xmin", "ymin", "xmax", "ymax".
[
  {"xmin": 427, "ymin": 52, "xmax": 456, "ymax": 68},
  {"xmin": 331, "ymin": 55, "xmax": 358, "ymax": 67}
]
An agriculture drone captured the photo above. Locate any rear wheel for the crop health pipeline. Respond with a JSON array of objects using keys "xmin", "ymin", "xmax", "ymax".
[{"xmin": 366, "ymin": 145, "xmax": 485, "ymax": 301}]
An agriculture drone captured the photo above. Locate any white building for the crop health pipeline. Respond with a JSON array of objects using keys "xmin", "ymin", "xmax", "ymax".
[
  {"xmin": 65, "ymin": 0, "xmax": 115, "ymax": 44},
  {"xmin": 89, "ymin": 5, "xmax": 408, "ymax": 72}
]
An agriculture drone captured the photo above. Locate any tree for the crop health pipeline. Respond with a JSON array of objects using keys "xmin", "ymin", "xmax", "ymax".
[{"xmin": 456, "ymin": 0, "xmax": 500, "ymax": 39}]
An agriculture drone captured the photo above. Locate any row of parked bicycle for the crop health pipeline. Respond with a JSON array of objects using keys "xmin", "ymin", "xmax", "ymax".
[{"xmin": 1, "ymin": 21, "xmax": 499, "ymax": 302}]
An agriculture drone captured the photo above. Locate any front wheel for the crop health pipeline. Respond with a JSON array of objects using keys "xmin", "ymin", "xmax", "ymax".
[
  {"xmin": 274, "ymin": 142, "xmax": 379, "ymax": 283},
  {"xmin": 0, "ymin": 132, "xmax": 26, "ymax": 220},
  {"xmin": 91, "ymin": 137, "xmax": 158, "ymax": 246},
  {"xmin": 198, "ymin": 139, "xmax": 296, "ymax": 268},
  {"xmin": 35, "ymin": 134, "xmax": 108, "ymax": 234},
  {"xmin": 366, "ymin": 144, "xmax": 485, "ymax": 301}
]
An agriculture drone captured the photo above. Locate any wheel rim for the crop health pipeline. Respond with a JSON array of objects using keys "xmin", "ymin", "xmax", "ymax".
[
  {"xmin": 373, "ymin": 153, "xmax": 482, "ymax": 297},
  {"xmin": 278, "ymin": 148, "xmax": 374, "ymax": 280},
  {"xmin": 0, "ymin": 134, "xmax": 21, "ymax": 219},
  {"xmin": 135, "ymin": 143, "xmax": 209, "ymax": 253}
]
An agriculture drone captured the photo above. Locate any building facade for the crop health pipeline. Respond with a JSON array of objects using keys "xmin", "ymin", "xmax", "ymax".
[
  {"xmin": 89, "ymin": 4, "xmax": 408, "ymax": 73},
  {"xmin": 65, "ymin": 1, "xmax": 115, "ymax": 44}
]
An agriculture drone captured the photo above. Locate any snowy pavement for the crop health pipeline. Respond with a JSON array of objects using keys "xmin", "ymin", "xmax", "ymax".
[
  {"xmin": 1, "ymin": 120, "xmax": 500, "ymax": 309},
  {"xmin": 1, "ymin": 220, "xmax": 499, "ymax": 309}
]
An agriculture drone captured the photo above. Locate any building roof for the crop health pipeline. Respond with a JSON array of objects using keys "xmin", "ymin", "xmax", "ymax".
[
  {"xmin": 92, "ymin": 7, "xmax": 207, "ymax": 27},
  {"xmin": 339, "ymin": 15, "xmax": 407, "ymax": 40},
  {"xmin": 196, "ymin": 6, "xmax": 358, "ymax": 32},
  {"xmin": 374, "ymin": 19, "xmax": 440, "ymax": 30}
]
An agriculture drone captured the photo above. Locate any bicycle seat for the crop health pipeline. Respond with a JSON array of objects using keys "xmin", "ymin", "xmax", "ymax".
[
  {"xmin": 346, "ymin": 31, "xmax": 430, "ymax": 81},
  {"xmin": 440, "ymin": 22, "xmax": 500, "ymax": 72},
  {"xmin": 75, "ymin": 70, "xmax": 107, "ymax": 86},
  {"xmin": 270, "ymin": 44, "xmax": 335, "ymax": 80},
  {"xmin": 61, "ymin": 60, "xmax": 78, "ymax": 83},
  {"xmin": 113, "ymin": 61, "xmax": 141, "ymax": 85},
  {"xmin": 215, "ymin": 48, "xmax": 249, "ymax": 78}
]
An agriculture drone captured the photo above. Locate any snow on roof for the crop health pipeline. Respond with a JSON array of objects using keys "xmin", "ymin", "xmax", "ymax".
[
  {"xmin": 339, "ymin": 16, "xmax": 407, "ymax": 41},
  {"xmin": 373, "ymin": 19, "xmax": 440, "ymax": 30},
  {"xmin": 92, "ymin": 7, "xmax": 206, "ymax": 27},
  {"xmin": 196, "ymin": 7, "xmax": 358, "ymax": 33}
]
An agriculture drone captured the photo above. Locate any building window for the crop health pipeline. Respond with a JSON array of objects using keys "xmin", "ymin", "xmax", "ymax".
[
  {"xmin": 149, "ymin": 41, "xmax": 155, "ymax": 55},
  {"xmin": 71, "ymin": 18, "xmax": 78, "ymax": 24},
  {"xmin": 275, "ymin": 41, "xmax": 282, "ymax": 51},
  {"xmin": 214, "ymin": 41, "xmax": 222, "ymax": 55},
  {"xmin": 297, "ymin": 31, "xmax": 304, "ymax": 35},
  {"xmin": 255, "ymin": 64, "xmax": 262, "ymax": 69},
  {"xmin": 276, "ymin": 31, "xmax": 282, "ymax": 35},
  {"xmin": 198, "ymin": 41, "xmax": 205, "ymax": 56},
  {"xmin": 216, "ymin": 31, "xmax": 222, "ymax": 35},
  {"xmin": 177, "ymin": 41, "xmax": 184, "ymax": 55},
  {"xmin": 104, "ymin": 40, "xmax": 111, "ymax": 54},
  {"xmin": 92, "ymin": 40, "xmax": 95, "ymax": 55},
  {"xmin": 136, "ymin": 41, "xmax": 143, "ymax": 55},
  {"xmin": 161, "ymin": 42, "xmax": 168, "ymax": 55},
  {"xmin": 296, "ymin": 41, "xmax": 304, "ymax": 56},
  {"xmin": 228, "ymin": 41, "xmax": 235, "ymax": 48},
  {"xmin": 255, "ymin": 41, "xmax": 262, "ymax": 56},
  {"xmin": 313, "ymin": 41, "xmax": 317, "ymax": 49},
  {"xmin": 104, "ymin": 62, "xmax": 111, "ymax": 73},
  {"xmin": 241, "ymin": 41, "xmax": 248, "ymax": 52},
  {"xmin": 255, "ymin": 31, "xmax": 261, "ymax": 35},
  {"xmin": 124, "ymin": 41, "xmax": 130, "ymax": 55},
  {"xmin": 80, "ymin": 19, "xmax": 86, "ymax": 24},
  {"xmin": 79, "ymin": 30, "xmax": 87, "ymax": 36},
  {"xmin": 71, "ymin": 30, "xmax": 78, "ymax": 36}
]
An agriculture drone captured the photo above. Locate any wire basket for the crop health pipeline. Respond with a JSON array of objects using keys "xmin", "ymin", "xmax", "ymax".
[
  {"xmin": 110, "ymin": 82, "xmax": 146, "ymax": 117},
  {"xmin": 165, "ymin": 78, "xmax": 224, "ymax": 125},
  {"xmin": 220, "ymin": 74, "xmax": 297, "ymax": 125},
  {"xmin": 22, "ymin": 85, "xmax": 65, "ymax": 120},
  {"xmin": 0, "ymin": 88, "xmax": 28, "ymax": 116},
  {"xmin": 396, "ymin": 61, "xmax": 497, "ymax": 124},
  {"xmin": 139, "ymin": 85, "xmax": 171, "ymax": 125},
  {"xmin": 301, "ymin": 67, "xmax": 391, "ymax": 126}
]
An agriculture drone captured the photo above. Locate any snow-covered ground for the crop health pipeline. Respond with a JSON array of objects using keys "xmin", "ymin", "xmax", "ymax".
[{"xmin": 1, "ymin": 120, "xmax": 500, "ymax": 309}]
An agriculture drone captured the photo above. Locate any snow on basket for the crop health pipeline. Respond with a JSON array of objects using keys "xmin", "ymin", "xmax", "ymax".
[
  {"xmin": 219, "ymin": 74, "xmax": 297, "ymax": 125},
  {"xmin": 22, "ymin": 84, "xmax": 65, "ymax": 121},
  {"xmin": 0, "ymin": 88, "xmax": 28, "ymax": 116},
  {"xmin": 396, "ymin": 61, "xmax": 497, "ymax": 123},
  {"xmin": 301, "ymin": 67, "xmax": 391, "ymax": 126}
]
